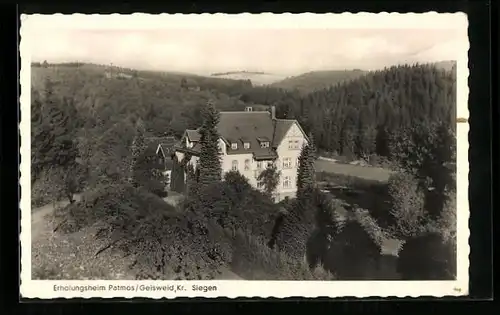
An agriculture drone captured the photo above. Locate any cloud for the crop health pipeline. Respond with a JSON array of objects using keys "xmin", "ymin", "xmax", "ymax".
[{"xmin": 26, "ymin": 26, "xmax": 466, "ymax": 75}]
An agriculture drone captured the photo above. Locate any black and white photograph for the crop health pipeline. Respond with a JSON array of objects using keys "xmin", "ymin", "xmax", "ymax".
[{"xmin": 20, "ymin": 13, "xmax": 469, "ymax": 298}]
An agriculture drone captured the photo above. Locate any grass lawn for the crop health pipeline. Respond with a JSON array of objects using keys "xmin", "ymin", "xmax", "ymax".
[{"xmin": 315, "ymin": 159, "xmax": 393, "ymax": 182}]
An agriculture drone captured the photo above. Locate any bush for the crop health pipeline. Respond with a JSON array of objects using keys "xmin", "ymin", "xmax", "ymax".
[
  {"xmin": 276, "ymin": 188, "xmax": 345, "ymax": 264},
  {"xmin": 140, "ymin": 179, "xmax": 167, "ymax": 198},
  {"xmin": 397, "ymin": 231, "xmax": 456, "ymax": 280},
  {"xmin": 353, "ymin": 208, "xmax": 391, "ymax": 248},
  {"xmin": 306, "ymin": 229, "xmax": 329, "ymax": 268},
  {"xmin": 387, "ymin": 171, "xmax": 427, "ymax": 240},
  {"xmin": 436, "ymin": 190, "xmax": 457, "ymax": 245},
  {"xmin": 323, "ymin": 220, "xmax": 381, "ymax": 280},
  {"xmin": 231, "ymin": 229, "xmax": 334, "ymax": 280},
  {"xmin": 274, "ymin": 193, "xmax": 317, "ymax": 261},
  {"xmin": 54, "ymin": 183, "xmax": 233, "ymax": 280},
  {"xmin": 188, "ymin": 181, "xmax": 277, "ymax": 240},
  {"xmin": 134, "ymin": 215, "xmax": 233, "ymax": 280},
  {"xmin": 224, "ymin": 170, "xmax": 252, "ymax": 196},
  {"xmin": 31, "ymin": 164, "xmax": 86, "ymax": 208}
]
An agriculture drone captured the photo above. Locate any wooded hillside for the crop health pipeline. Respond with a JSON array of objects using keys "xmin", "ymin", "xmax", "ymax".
[
  {"xmin": 31, "ymin": 61, "xmax": 458, "ymax": 281},
  {"xmin": 269, "ymin": 69, "xmax": 368, "ymax": 93}
]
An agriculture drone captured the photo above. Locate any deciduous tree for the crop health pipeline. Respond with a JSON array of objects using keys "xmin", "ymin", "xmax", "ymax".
[{"xmin": 257, "ymin": 163, "xmax": 281, "ymax": 199}]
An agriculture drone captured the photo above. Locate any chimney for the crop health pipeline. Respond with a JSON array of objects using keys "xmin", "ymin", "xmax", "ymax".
[{"xmin": 271, "ymin": 106, "xmax": 276, "ymax": 120}]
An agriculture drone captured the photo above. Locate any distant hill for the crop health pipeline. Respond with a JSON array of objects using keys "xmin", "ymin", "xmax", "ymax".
[
  {"xmin": 269, "ymin": 69, "xmax": 368, "ymax": 93},
  {"xmin": 210, "ymin": 71, "xmax": 287, "ymax": 86},
  {"xmin": 30, "ymin": 62, "xmax": 254, "ymax": 93},
  {"xmin": 30, "ymin": 62, "xmax": 256, "ymax": 137}
]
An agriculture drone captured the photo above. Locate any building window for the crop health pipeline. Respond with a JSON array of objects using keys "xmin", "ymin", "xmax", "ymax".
[
  {"xmin": 244, "ymin": 159, "xmax": 250, "ymax": 171},
  {"xmin": 231, "ymin": 143, "xmax": 238, "ymax": 150},
  {"xmin": 256, "ymin": 161, "xmax": 263, "ymax": 169},
  {"xmin": 260, "ymin": 141, "xmax": 269, "ymax": 148},
  {"xmin": 244, "ymin": 142, "xmax": 250, "ymax": 149},
  {"xmin": 283, "ymin": 176, "xmax": 291, "ymax": 188},
  {"xmin": 257, "ymin": 181, "xmax": 264, "ymax": 189},
  {"xmin": 232, "ymin": 160, "xmax": 238, "ymax": 171},
  {"xmin": 296, "ymin": 158, "xmax": 300, "ymax": 168},
  {"xmin": 283, "ymin": 157, "xmax": 292, "ymax": 169},
  {"xmin": 267, "ymin": 161, "xmax": 274, "ymax": 168},
  {"xmin": 288, "ymin": 140, "xmax": 300, "ymax": 150}
]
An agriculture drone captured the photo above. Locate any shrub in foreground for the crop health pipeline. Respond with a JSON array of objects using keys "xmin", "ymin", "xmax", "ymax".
[
  {"xmin": 187, "ymin": 180, "xmax": 277, "ymax": 240},
  {"xmin": 231, "ymin": 229, "xmax": 334, "ymax": 280},
  {"xmin": 54, "ymin": 183, "xmax": 231, "ymax": 280},
  {"xmin": 397, "ymin": 231, "xmax": 456, "ymax": 280},
  {"xmin": 324, "ymin": 220, "xmax": 381, "ymax": 280}
]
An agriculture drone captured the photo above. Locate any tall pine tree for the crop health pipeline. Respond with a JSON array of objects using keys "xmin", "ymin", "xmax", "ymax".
[
  {"xmin": 130, "ymin": 118, "xmax": 147, "ymax": 187},
  {"xmin": 297, "ymin": 133, "xmax": 316, "ymax": 198},
  {"xmin": 197, "ymin": 100, "xmax": 222, "ymax": 188}
]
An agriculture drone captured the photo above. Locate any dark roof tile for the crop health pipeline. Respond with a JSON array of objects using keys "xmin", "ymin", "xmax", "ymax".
[
  {"xmin": 178, "ymin": 110, "xmax": 303, "ymax": 158},
  {"xmin": 186, "ymin": 129, "xmax": 201, "ymax": 142}
]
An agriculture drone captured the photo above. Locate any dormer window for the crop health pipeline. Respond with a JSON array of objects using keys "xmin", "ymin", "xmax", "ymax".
[
  {"xmin": 231, "ymin": 143, "xmax": 238, "ymax": 150},
  {"xmin": 244, "ymin": 142, "xmax": 250, "ymax": 149},
  {"xmin": 256, "ymin": 137, "xmax": 270, "ymax": 148}
]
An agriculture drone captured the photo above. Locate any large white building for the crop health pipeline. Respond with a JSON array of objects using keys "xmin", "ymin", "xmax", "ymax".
[{"xmin": 171, "ymin": 106, "xmax": 309, "ymax": 201}]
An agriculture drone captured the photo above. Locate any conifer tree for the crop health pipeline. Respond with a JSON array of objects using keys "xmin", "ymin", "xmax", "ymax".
[
  {"xmin": 32, "ymin": 78, "xmax": 79, "ymax": 202},
  {"xmin": 130, "ymin": 118, "xmax": 147, "ymax": 187},
  {"xmin": 197, "ymin": 100, "xmax": 222, "ymax": 188},
  {"xmin": 297, "ymin": 133, "xmax": 316, "ymax": 197}
]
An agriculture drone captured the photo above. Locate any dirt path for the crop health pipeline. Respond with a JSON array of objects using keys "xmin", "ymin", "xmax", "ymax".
[{"xmin": 31, "ymin": 194, "xmax": 82, "ymax": 239}]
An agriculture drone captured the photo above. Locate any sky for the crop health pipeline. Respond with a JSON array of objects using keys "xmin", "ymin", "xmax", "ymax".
[{"xmin": 23, "ymin": 15, "xmax": 468, "ymax": 76}]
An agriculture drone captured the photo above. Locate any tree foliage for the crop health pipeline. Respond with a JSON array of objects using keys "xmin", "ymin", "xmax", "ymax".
[
  {"xmin": 324, "ymin": 220, "xmax": 381, "ymax": 280},
  {"xmin": 257, "ymin": 163, "xmax": 281, "ymax": 199},
  {"xmin": 198, "ymin": 100, "xmax": 222, "ymax": 188},
  {"xmin": 31, "ymin": 78, "xmax": 80, "ymax": 203},
  {"xmin": 296, "ymin": 134, "xmax": 316, "ymax": 197},
  {"xmin": 34, "ymin": 62, "xmax": 457, "ymax": 281},
  {"xmin": 387, "ymin": 171, "xmax": 427, "ymax": 240},
  {"xmin": 130, "ymin": 119, "xmax": 148, "ymax": 187},
  {"xmin": 243, "ymin": 64, "xmax": 456, "ymax": 159},
  {"xmin": 397, "ymin": 231, "xmax": 456, "ymax": 280}
]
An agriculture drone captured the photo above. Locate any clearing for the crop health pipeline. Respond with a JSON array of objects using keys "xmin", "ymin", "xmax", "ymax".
[{"xmin": 315, "ymin": 158, "xmax": 393, "ymax": 182}]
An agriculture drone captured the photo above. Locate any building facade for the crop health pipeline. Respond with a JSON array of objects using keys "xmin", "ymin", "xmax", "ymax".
[{"xmin": 171, "ymin": 106, "xmax": 308, "ymax": 201}]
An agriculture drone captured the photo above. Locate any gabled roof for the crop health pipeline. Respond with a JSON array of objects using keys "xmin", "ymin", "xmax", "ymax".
[
  {"xmin": 185, "ymin": 129, "xmax": 201, "ymax": 142},
  {"xmin": 177, "ymin": 110, "xmax": 306, "ymax": 158},
  {"xmin": 152, "ymin": 136, "xmax": 179, "ymax": 157}
]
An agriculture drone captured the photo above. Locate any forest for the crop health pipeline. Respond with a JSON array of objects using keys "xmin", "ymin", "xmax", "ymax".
[{"xmin": 30, "ymin": 61, "xmax": 457, "ymax": 281}]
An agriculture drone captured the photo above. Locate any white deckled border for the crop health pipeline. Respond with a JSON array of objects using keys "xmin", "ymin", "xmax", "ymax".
[{"xmin": 19, "ymin": 12, "xmax": 470, "ymax": 299}]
